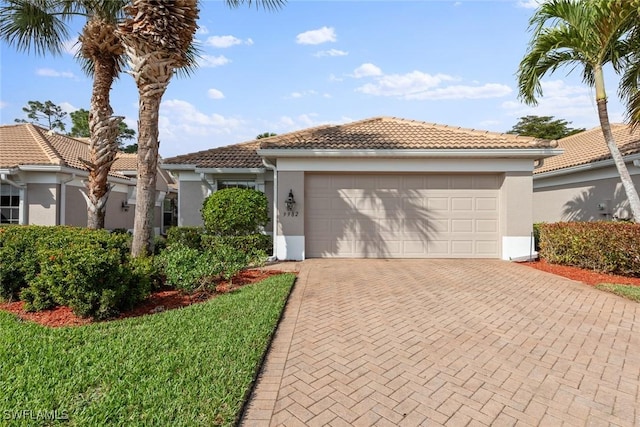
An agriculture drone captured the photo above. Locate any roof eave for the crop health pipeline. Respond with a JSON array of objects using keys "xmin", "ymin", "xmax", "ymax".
[
  {"xmin": 256, "ymin": 148, "xmax": 563, "ymax": 159},
  {"xmin": 533, "ymin": 152, "xmax": 640, "ymax": 179}
]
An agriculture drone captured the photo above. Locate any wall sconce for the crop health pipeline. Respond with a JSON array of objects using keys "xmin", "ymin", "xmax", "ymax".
[
  {"xmin": 285, "ymin": 189, "xmax": 296, "ymax": 212},
  {"xmin": 121, "ymin": 201, "xmax": 130, "ymax": 212}
]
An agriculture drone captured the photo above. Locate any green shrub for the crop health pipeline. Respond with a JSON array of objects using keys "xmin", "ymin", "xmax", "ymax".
[
  {"xmin": 201, "ymin": 188, "xmax": 269, "ymax": 236},
  {"xmin": 201, "ymin": 233, "xmax": 271, "ymax": 260},
  {"xmin": 539, "ymin": 222, "xmax": 640, "ymax": 277},
  {"xmin": 158, "ymin": 244, "xmax": 219, "ymax": 291},
  {"xmin": 209, "ymin": 244, "xmax": 250, "ymax": 282},
  {"xmin": 1, "ymin": 226, "xmax": 147, "ymax": 319},
  {"xmin": 166, "ymin": 226, "xmax": 204, "ymax": 249},
  {"xmin": 532, "ymin": 223, "xmax": 543, "ymax": 252},
  {"xmin": 153, "ymin": 234, "xmax": 167, "ymax": 255}
]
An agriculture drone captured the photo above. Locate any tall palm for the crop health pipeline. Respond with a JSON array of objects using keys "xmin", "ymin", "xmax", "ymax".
[
  {"xmin": 1, "ymin": 0, "xmax": 126, "ymax": 229},
  {"xmin": 518, "ymin": 0, "xmax": 640, "ymax": 222},
  {"xmin": 118, "ymin": 0, "xmax": 285, "ymax": 257}
]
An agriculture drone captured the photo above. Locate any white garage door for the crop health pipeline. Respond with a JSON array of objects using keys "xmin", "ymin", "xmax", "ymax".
[{"xmin": 305, "ymin": 173, "xmax": 500, "ymax": 258}]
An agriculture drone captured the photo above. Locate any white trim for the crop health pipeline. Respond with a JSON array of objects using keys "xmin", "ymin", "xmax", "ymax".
[
  {"xmin": 502, "ymin": 236, "xmax": 535, "ymax": 261},
  {"xmin": 534, "ymin": 161, "xmax": 640, "ymax": 189},
  {"xmin": 161, "ymin": 164, "xmax": 197, "ymax": 171},
  {"xmin": 258, "ymin": 148, "xmax": 562, "ymax": 159},
  {"xmin": 195, "ymin": 167, "xmax": 265, "ymax": 174},
  {"xmin": 275, "ymin": 157, "xmax": 536, "ymax": 173},
  {"xmin": 276, "ymin": 235, "xmax": 305, "ymax": 260},
  {"xmin": 534, "ymin": 153, "xmax": 640, "ymax": 180}
]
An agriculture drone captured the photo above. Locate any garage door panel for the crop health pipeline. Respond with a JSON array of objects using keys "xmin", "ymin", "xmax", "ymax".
[{"xmin": 305, "ymin": 173, "xmax": 500, "ymax": 258}]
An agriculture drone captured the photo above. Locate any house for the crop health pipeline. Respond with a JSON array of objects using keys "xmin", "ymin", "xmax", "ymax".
[
  {"xmin": 0, "ymin": 123, "xmax": 177, "ymax": 233},
  {"xmin": 533, "ymin": 124, "xmax": 640, "ymax": 222},
  {"xmin": 163, "ymin": 116, "xmax": 561, "ymax": 261}
]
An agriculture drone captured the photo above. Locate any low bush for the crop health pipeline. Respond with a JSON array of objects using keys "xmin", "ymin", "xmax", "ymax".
[
  {"xmin": 201, "ymin": 188, "xmax": 269, "ymax": 236},
  {"xmin": 165, "ymin": 226, "xmax": 204, "ymax": 249},
  {"xmin": 1, "ymin": 226, "xmax": 147, "ymax": 319},
  {"xmin": 201, "ymin": 233, "xmax": 271, "ymax": 260},
  {"xmin": 539, "ymin": 222, "xmax": 640, "ymax": 277}
]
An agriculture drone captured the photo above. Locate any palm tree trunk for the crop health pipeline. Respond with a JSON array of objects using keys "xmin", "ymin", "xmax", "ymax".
[
  {"xmin": 81, "ymin": 17, "xmax": 123, "ymax": 229},
  {"xmin": 594, "ymin": 67, "xmax": 640, "ymax": 222}
]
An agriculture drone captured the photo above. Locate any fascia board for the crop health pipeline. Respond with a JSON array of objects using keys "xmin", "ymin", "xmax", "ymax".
[
  {"xmin": 256, "ymin": 148, "xmax": 563, "ymax": 159},
  {"xmin": 533, "ymin": 153, "xmax": 640, "ymax": 180}
]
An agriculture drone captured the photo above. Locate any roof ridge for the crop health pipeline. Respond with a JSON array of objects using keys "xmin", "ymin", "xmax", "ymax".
[{"xmin": 26, "ymin": 124, "xmax": 63, "ymax": 166}]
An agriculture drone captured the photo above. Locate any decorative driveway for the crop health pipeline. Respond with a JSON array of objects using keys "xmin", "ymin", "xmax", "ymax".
[{"xmin": 241, "ymin": 259, "xmax": 640, "ymax": 426}]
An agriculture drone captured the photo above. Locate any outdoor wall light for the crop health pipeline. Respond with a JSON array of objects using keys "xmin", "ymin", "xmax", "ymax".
[
  {"xmin": 121, "ymin": 201, "xmax": 130, "ymax": 212},
  {"xmin": 285, "ymin": 189, "xmax": 296, "ymax": 212}
]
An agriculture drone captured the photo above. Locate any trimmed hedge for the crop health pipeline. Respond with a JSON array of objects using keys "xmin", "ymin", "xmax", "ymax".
[
  {"xmin": 538, "ymin": 222, "xmax": 640, "ymax": 277},
  {"xmin": 166, "ymin": 226, "xmax": 204, "ymax": 249},
  {"xmin": 201, "ymin": 188, "xmax": 269, "ymax": 236},
  {"xmin": 0, "ymin": 226, "xmax": 149, "ymax": 319}
]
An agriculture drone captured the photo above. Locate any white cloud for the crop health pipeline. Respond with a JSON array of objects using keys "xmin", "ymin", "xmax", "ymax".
[
  {"xmin": 404, "ymin": 83, "xmax": 513, "ymax": 100},
  {"xmin": 353, "ymin": 63, "xmax": 383, "ymax": 78},
  {"xmin": 207, "ymin": 88, "xmax": 225, "ymax": 99},
  {"xmin": 205, "ymin": 35, "xmax": 251, "ymax": 48},
  {"xmin": 296, "ymin": 26, "xmax": 337, "ymax": 45},
  {"xmin": 356, "ymin": 71, "xmax": 455, "ymax": 97},
  {"xmin": 59, "ymin": 102, "xmax": 78, "ymax": 114},
  {"xmin": 314, "ymin": 49, "xmax": 348, "ymax": 58},
  {"xmin": 0, "ymin": 101, "xmax": 7, "ymax": 109},
  {"xmin": 62, "ymin": 37, "xmax": 79, "ymax": 55},
  {"xmin": 36, "ymin": 68, "xmax": 75, "ymax": 78},
  {"xmin": 196, "ymin": 25, "xmax": 209, "ymax": 35},
  {"xmin": 286, "ymin": 90, "xmax": 318, "ymax": 99},
  {"xmin": 517, "ymin": 0, "xmax": 542, "ymax": 8},
  {"xmin": 198, "ymin": 54, "xmax": 230, "ymax": 68},
  {"xmin": 329, "ymin": 73, "xmax": 343, "ymax": 82},
  {"xmin": 501, "ymin": 80, "xmax": 599, "ymax": 125}
]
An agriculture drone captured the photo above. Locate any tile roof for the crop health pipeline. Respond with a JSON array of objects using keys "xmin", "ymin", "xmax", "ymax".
[
  {"xmin": 112, "ymin": 153, "xmax": 138, "ymax": 171},
  {"xmin": 259, "ymin": 116, "xmax": 554, "ymax": 150},
  {"xmin": 534, "ymin": 124, "xmax": 640, "ymax": 174},
  {"xmin": 164, "ymin": 117, "xmax": 554, "ymax": 168},
  {"xmin": 163, "ymin": 140, "xmax": 263, "ymax": 168},
  {"xmin": 0, "ymin": 123, "xmax": 128, "ymax": 179}
]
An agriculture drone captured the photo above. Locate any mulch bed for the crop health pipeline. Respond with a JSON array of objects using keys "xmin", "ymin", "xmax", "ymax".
[
  {"xmin": 522, "ymin": 259, "xmax": 640, "ymax": 287},
  {"xmin": 0, "ymin": 269, "xmax": 285, "ymax": 328}
]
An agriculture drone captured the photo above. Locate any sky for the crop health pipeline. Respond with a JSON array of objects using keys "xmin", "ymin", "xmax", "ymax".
[{"xmin": 0, "ymin": 0, "xmax": 630, "ymax": 158}]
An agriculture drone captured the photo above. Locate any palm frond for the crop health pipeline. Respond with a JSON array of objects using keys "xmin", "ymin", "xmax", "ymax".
[{"xmin": 225, "ymin": 0, "xmax": 286, "ymax": 11}]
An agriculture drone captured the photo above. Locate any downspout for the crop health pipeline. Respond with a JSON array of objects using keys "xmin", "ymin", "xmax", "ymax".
[
  {"xmin": 59, "ymin": 173, "xmax": 75, "ymax": 225},
  {"xmin": 261, "ymin": 158, "xmax": 277, "ymax": 261}
]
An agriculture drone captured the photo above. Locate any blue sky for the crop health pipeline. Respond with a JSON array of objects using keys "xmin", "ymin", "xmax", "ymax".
[{"xmin": 0, "ymin": 0, "xmax": 628, "ymax": 158}]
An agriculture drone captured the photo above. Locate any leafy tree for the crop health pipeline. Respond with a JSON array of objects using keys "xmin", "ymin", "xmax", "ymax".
[
  {"xmin": 14, "ymin": 100, "xmax": 67, "ymax": 132},
  {"xmin": 506, "ymin": 115, "xmax": 584, "ymax": 140},
  {"xmin": 517, "ymin": 0, "xmax": 640, "ymax": 222},
  {"xmin": 1, "ymin": 0, "xmax": 127, "ymax": 230},
  {"xmin": 118, "ymin": 0, "xmax": 286, "ymax": 257},
  {"xmin": 69, "ymin": 108, "xmax": 136, "ymax": 150},
  {"xmin": 256, "ymin": 132, "xmax": 277, "ymax": 139}
]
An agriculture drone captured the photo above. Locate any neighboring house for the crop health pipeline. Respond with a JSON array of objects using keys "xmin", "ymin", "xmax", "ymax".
[
  {"xmin": 0, "ymin": 123, "xmax": 177, "ymax": 233},
  {"xmin": 533, "ymin": 124, "xmax": 640, "ymax": 223},
  {"xmin": 163, "ymin": 117, "xmax": 560, "ymax": 261}
]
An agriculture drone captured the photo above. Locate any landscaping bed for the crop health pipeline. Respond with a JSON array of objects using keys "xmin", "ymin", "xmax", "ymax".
[{"xmin": 523, "ymin": 259, "xmax": 640, "ymax": 286}]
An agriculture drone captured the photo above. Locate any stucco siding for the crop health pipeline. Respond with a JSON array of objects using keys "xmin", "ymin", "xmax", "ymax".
[
  {"xmin": 533, "ymin": 174, "xmax": 640, "ymax": 223},
  {"xmin": 105, "ymin": 190, "xmax": 135, "ymax": 230},
  {"xmin": 27, "ymin": 184, "xmax": 58, "ymax": 226},
  {"xmin": 179, "ymin": 180, "xmax": 208, "ymax": 226},
  {"xmin": 64, "ymin": 186, "xmax": 87, "ymax": 226}
]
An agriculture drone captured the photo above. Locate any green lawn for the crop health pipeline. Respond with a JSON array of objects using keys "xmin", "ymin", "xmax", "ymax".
[
  {"xmin": 0, "ymin": 273, "xmax": 296, "ymax": 427},
  {"xmin": 595, "ymin": 283, "xmax": 640, "ymax": 303}
]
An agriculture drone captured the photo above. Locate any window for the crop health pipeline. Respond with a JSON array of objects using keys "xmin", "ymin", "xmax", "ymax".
[
  {"xmin": 218, "ymin": 180, "xmax": 256, "ymax": 190},
  {"xmin": 0, "ymin": 184, "xmax": 20, "ymax": 224}
]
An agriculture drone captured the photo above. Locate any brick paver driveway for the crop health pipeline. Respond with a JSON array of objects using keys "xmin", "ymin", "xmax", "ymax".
[{"xmin": 241, "ymin": 259, "xmax": 640, "ymax": 426}]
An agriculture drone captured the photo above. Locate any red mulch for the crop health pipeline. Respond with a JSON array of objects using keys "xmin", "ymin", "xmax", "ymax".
[
  {"xmin": 522, "ymin": 259, "xmax": 640, "ymax": 287},
  {"xmin": 0, "ymin": 269, "xmax": 285, "ymax": 328}
]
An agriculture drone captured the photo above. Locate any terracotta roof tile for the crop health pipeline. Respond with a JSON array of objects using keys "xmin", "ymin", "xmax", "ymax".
[
  {"xmin": 164, "ymin": 117, "xmax": 554, "ymax": 168},
  {"xmin": 534, "ymin": 124, "xmax": 640, "ymax": 174},
  {"xmin": 0, "ymin": 123, "xmax": 128, "ymax": 179},
  {"xmin": 164, "ymin": 140, "xmax": 263, "ymax": 168},
  {"xmin": 259, "ymin": 117, "xmax": 553, "ymax": 150},
  {"xmin": 113, "ymin": 153, "xmax": 138, "ymax": 171}
]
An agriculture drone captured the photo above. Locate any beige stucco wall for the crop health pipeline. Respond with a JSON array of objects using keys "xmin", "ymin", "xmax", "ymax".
[
  {"xmin": 264, "ymin": 180, "xmax": 274, "ymax": 233},
  {"xmin": 104, "ymin": 190, "xmax": 136, "ymax": 230},
  {"xmin": 533, "ymin": 173, "xmax": 640, "ymax": 223},
  {"xmin": 178, "ymin": 180, "xmax": 208, "ymax": 226},
  {"xmin": 27, "ymin": 184, "xmax": 58, "ymax": 226},
  {"xmin": 276, "ymin": 171, "xmax": 304, "ymax": 236},
  {"xmin": 500, "ymin": 172, "xmax": 534, "ymax": 236},
  {"xmin": 64, "ymin": 186, "xmax": 87, "ymax": 226}
]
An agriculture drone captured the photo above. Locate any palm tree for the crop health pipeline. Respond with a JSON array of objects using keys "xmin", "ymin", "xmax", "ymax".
[
  {"xmin": 118, "ymin": 0, "xmax": 285, "ymax": 257},
  {"xmin": 518, "ymin": 0, "xmax": 640, "ymax": 222},
  {"xmin": 1, "ymin": 0, "xmax": 127, "ymax": 229}
]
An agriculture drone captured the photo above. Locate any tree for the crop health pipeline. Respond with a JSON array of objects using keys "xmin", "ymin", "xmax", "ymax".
[
  {"xmin": 14, "ymin": 100, "xmax": 67, "ymax": 132},
  {"xmin": 69, "ymin": 108, "xmax": 136, "ymax": 150},
  {"xmin": 517, "ymin": 0, "xmax": 640, "ymax": 222},
  {"xmin": 256, "ymin": 132, "xmax": 277, "ymax": 139},
  {"xmin": 506, "ymin": 115, "xmax": 584, "ymax": 140},
  {"xmin": 1, "ymin": 0, "xmax": 127, "ymax": 229},
  {"xmin": 118, "ymin": 0, "xmax": 286, "ymax": 257}
]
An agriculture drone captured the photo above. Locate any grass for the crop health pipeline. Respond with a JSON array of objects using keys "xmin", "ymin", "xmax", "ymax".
[
  {"xmin": 595, "ymin": 283, "xmax": 640, "ymax": 303},
  {"xmin": 0, "ymin": 273, "xmax": 296, "ymax": 427}
]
